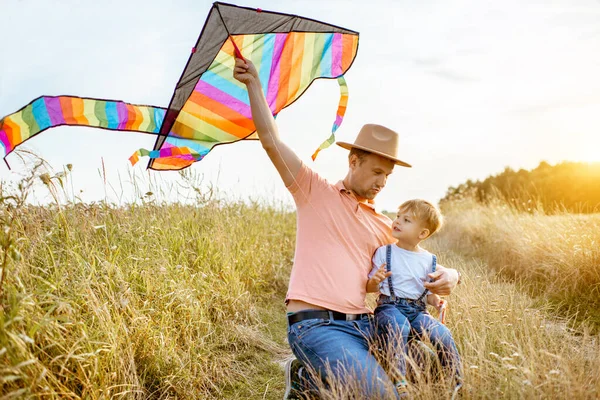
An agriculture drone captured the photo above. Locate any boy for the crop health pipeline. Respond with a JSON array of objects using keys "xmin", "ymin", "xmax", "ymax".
[{"xmin": 367, "ymin": 199, "xmax": 462, "ymax": 393}]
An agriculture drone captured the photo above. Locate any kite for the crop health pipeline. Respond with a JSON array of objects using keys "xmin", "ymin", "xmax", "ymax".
[{"xmin": 0, "ymin": 2, "xmax": 359, "ymax": 171}]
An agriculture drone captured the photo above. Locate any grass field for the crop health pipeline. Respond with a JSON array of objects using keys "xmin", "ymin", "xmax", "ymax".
[
  {"xmin": 1, "ymin": 171, "xmax": 599, "ymax": 398},
  {"xmin": 438, "ymin": 197, "xmax": 600, "ymax": 329}
]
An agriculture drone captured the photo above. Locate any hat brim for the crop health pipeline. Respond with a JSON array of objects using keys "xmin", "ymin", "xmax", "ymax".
[{"xmin": 336, "ymin": 142, "xmax": 412, "ymax": 168}]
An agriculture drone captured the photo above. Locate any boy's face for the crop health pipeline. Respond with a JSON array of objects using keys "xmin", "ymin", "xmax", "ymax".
[{"xmin": 392, "ymin": 209, "xmax": 430, "ymax": 243}]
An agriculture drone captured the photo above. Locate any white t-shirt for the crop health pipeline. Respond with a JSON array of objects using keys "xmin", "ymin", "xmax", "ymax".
[{"xmin": 369, "ymin": 244, "xmax": 435, "ymax": 299}]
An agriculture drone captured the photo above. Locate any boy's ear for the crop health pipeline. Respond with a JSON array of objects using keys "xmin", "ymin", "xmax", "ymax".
[{"xmin": 419, "ymin": 228, "xmax": 430, "ymax": 240}]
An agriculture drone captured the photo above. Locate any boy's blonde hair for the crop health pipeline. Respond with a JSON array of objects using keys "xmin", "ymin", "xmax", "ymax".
[{"xmin": 398, "ymin": 199, "xmax": 444, "ymax": 237}]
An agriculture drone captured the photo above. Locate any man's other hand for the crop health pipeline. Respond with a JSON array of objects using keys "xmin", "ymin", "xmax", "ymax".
[{"xmin": 423, "ymin": 265, "xmax": 459, "ymax": 296}]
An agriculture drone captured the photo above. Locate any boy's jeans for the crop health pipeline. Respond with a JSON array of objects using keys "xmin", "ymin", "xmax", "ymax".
[
  {"xmin": 287, "ymin": 314, "xmax": 403, "ymax": 399},
  {"xmin": 374, "ymin": 298, "xmax": 462, "ymax": 380}
]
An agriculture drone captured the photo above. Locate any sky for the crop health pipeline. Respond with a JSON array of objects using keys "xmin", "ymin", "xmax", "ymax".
[{"xmin": 1, "ymin": 0, "xmax": 599, "ymax": 210}]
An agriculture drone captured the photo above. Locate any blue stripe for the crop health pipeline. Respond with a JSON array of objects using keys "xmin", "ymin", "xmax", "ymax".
[
  {"xmin": 320, "ymin": 33, "xmax": 334, "ymax": 77},
  {"xmin": 166, "ymin": 137, "xmax": 210, "ymax": 155},
  {"xmin": 32, "ymin": 98, "xmax": 51, "ymax": 130},
  {"xmin": 105, "ymin": 102, "xmax": 119, "ymax": 129},
  {"xmin": 259, "ymin": 34, "xmax": 275, "ymax": 96},
  {"xmin": 153, "ymin": 108, "xmax": 165, "ymax": 133},
  {"xmin": 201, "ymin": 71, "xmax": 249, "ymax": 105}
]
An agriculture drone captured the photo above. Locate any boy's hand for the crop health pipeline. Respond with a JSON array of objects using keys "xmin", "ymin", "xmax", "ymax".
[
  {"xmin": 427, "ymin": 294, "xmax": 442, "ymax": 311},
  {"xmin": 367, "ymin": 263, "xmax": 391, "ymax": 293},
  {"xmin": 233, "ymin": 57, "xmax": 259, "ymax": 85}
]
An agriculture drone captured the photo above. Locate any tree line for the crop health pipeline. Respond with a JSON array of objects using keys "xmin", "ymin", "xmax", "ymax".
[{"xmin": 441, "ymin": 161, "xmax": 600, "ymax": 213}]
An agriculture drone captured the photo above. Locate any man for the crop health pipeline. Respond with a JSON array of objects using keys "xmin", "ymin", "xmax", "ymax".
[{"xmin": 233, "ymin": 58, "xmax": 460, "ymax": 399}]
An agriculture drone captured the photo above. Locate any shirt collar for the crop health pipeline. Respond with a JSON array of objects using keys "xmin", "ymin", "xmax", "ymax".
[{"xmin": 335, "ymin": 180, "xmax": 376, "ymax": 210}]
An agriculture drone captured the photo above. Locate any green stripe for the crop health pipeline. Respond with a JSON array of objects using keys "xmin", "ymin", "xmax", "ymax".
[
  {"xmin": 94, "ymin": 100, "xmax": 108, "ymax": 128},
  {"xmin": 145, "ymin": 106, "xmax": 156, "ymax": 133},
  {"xmin": 250, "ymin": 34, "xmax": 264, "ymax": 76},
  {"xmin": 311, "ymin": 33, "xmax": 326, "ymax": 79},
  {"xmin": 20, "ymin": 105, "xmax": 39, "ymax": 136}
]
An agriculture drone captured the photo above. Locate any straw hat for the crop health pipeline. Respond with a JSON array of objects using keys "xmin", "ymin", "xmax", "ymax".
[{"xmin": 336, "ymin": 124, "xmax": 412, "ymax": 167}]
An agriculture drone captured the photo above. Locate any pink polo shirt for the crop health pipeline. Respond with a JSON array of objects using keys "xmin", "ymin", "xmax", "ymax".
[{"xmin": 286, "ymin": 162, "xmax": 396, "ymax": 314}]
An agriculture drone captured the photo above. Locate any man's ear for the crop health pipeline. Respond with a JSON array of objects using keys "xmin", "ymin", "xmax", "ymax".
[
  {"xmin": 348, "ymin": 154, "xmax": 358, "ymax": 169},
  {"xmin": 419, "ymin": 228, "xmax": 430, "ymax": 240}
]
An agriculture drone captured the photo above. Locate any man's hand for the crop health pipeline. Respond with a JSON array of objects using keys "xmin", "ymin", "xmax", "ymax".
[
  {"xmin": 233, "ymin": 57, "xmax": 259, "ymax": 86},
  {"xmin": 423, "ymin": 265, "xmax": 459, "ymax": 296},
  {"xmin": 366, "ymin": 263, "xmax": 391, "ymax": 293}
]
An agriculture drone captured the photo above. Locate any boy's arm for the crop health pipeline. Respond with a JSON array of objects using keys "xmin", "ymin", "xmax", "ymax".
[
  {"xmin": 367, "ymin": 263, "xmax": 390, "ymax": 293},
  {"xmin": 233, "ymin": 58, "xmax": 301, "ymax": 187}
]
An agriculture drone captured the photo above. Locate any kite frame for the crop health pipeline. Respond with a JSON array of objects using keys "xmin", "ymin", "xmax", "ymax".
[{"xmin": 147, "ymin": 1, "xmax": 359, "ymax": 170}]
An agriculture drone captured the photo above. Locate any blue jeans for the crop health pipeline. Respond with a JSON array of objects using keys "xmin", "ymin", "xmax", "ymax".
[
  {"xmin": 287, "ymin": 314, "xmax": 403, "ymax": 399},
  {"xmin": 374, "ymin": 299, "xmax": 462, "ymax": 380}
]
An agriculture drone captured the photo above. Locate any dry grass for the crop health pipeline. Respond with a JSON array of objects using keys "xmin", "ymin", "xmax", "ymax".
[
  {"xmin": 438, "ymin": 196, "xmax": 600, "ymax": 328},
  {"xmin": 309, "ymin": 245, "xmax": 600, "ymax": 399},
  {"xmin": 1, "ymin": 165, "xmax": 599, "ymax": 398},
  {"xmin": 0, "ymin": 165, "xmax": 293, "ymax": 398}
]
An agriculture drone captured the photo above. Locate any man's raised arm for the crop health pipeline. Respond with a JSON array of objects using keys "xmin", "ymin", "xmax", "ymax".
[{"xmin": 233, "ymin": 58, "xmax": 301, "ymax": 187}]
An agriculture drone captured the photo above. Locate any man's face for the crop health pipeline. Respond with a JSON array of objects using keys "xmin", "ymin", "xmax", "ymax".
[{"xmin": 348, "ymin": 153, "xmax": 395, "ymax": 200}]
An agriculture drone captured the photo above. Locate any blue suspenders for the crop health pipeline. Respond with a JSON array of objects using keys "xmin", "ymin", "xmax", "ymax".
[
  {"xmin": 385, "ymin": 245, "xmax": 396, "ymax": 301},
  {"xmin": 384, "ymin": 245, "xmax": 437, "ymax": 303}
]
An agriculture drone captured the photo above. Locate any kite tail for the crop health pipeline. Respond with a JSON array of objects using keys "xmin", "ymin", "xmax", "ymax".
[
  {"xmin": 0, "ymin": 95, "xmax": 166, "ymax": 159},
  {"xmin": 129, "ymin": 145, "xmax": 204, "ymax": 166},
  {"xmin": 311, "ymin": 76, "xmax": 349, "ymax": 161}
]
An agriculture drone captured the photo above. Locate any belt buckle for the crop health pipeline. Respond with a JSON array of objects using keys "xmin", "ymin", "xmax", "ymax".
[{"xmin": 346, "ymin": 313, "xmax": 358, "ymax": 321}]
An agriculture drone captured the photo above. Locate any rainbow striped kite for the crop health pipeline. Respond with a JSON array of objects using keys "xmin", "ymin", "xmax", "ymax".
[{"xmin": 0, "ymin": 2, "xmax": 359, "ymax": 171}]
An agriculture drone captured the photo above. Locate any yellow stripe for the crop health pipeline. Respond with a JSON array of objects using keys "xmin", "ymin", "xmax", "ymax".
[
  {"xmin": 214, "ymin": 45, "xmax": 236, "ymax": 68},
  {"xmin": 175, "ymin": 110, "xmax": 240, "ymax": 142},
  {"xmin": 210, "ymin": 51, "xmax": 246, "ymax": 91},
  {"xmin": 300, "ymin": 33, "xmax": 315, "ymax": 92},
  {"xmin": 288, "ymin": 32, "xmax": 304, "ymax": 102},
  {"xmin": 10, "ymin": 112, "xmax": 28, "ymax": 142},
  {"xmin": 138, "ymin": 106, "xmax": 151, "ymax": 132},
  {"xmin": 83, "ymin": 99, "xmax": 100, "ymax": 126},
  {"xmin": 242, "ymin": 33, "xmax": 255, "ymax": 58}
]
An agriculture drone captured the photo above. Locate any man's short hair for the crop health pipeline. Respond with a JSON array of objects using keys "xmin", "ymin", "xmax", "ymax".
[
  {"xmin": 398, "ymin": 199, "xmax": 444, "ymax": 237},
  {"xmin": 348, "ymin": 148, "xmax": 371, "ymax": 165}
]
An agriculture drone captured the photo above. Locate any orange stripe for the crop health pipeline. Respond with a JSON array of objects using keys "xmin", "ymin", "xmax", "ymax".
[
  {"xmin": 124, "ymin": 104, "xmax": 136, "ymax": 130},
  {"xmin": 153, "ymin": 158, "xmax": 194, "ymax": 170},
  {"xmin": 171, "ymin": 120, "xmax": 200, "ymax": 140},
  {"xmin": 275, "ymin": 34, "xmax": 294, "ymax": 111},
  {"xmin": 186, "ymin": 91, "xmax": 255, "ymax": 131},
  {"xmin": 287, "ymin": 33, "xmax": 304, "ymax": 102},
  {"xmin": 171, "ymin": 147, "xmax": 185, "ymax": 156},
  {"xmin": 129, "ymin": 153, "xmax": 139, "ymax": 165},
  {"xmin": 221, "ymin": 38, "xmax": 235, "ymax": 57},
  {"xmin": 131, "ymin": 106, "xmax": 143, "ymax": 130},
  {"xmin": 341, "ymin": 34, "xmax": 356, "ymax": 72},
  {"xmin": 232, "ymin": 35, "xmax": 244, "ymax": 56},
  {"xmin": 60, "ymin": 97, "xmax": 76, "ymax": 124},
  {"xmin": 3, "ymin": 118, "xmax": 19, "ymax": 147},
  {"xmin": 71, "ymin": 97, "xmax": 88, "ymax": 124},
  {"xmin": 192, "ymin": 105, "xmax": 254, "ymax": 138}
]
